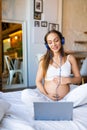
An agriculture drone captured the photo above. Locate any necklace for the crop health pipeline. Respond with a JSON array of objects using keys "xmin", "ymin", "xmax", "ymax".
[{"xmin": 55, "ymin": 55, "xmax": 62, "ymax": 101}]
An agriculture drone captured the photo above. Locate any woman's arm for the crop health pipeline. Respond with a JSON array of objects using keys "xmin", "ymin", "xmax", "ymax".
[{"xmin": 36, "ymin": 61, "xmax": 48, "ymax": 95}]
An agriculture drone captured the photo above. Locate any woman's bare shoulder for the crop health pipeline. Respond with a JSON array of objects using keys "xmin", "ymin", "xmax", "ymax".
[
  {"xmin": 67, "ymin": 54, "xmax": 76, "ymax": 60},
  {"xmin": 67, "ymin": 54, "xmax": 77, "ymax": 65},
  {"xmin": 38, "ymin": 57, "xmax": 44, "ymax": 67}
]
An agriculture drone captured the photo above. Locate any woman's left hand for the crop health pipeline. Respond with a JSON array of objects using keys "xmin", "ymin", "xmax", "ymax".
[
  {"xmin": 53, "ymin": 76, "xmax": 69, "ymax": 85},
  {"xmin": 61, "ymin": 77, "xmax": 69, "ymax": 85}
]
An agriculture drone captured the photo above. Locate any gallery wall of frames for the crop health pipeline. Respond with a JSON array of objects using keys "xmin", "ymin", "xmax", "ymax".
[{"xmin": 34, "ymin": 0, "xmax": 59, "ymax": 31}]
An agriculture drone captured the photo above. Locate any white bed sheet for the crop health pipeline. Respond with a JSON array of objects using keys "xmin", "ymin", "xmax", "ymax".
[{"xmin": 0, "ymin": 90, "xmax": 87, "ymax": 130}]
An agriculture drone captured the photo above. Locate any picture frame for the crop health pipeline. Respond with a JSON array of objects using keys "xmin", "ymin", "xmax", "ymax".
[
  {"xmin": 34, "ymin": 0, "xmax": 43, "ymax": 13},
  {"xmin": 41, "ymin": 21, "xmax": 47, "ymax": 27},
  {"xmin": 48, "ymin": 23, "xmax": 59, "ymax": 31},
  {"xmin": 34, "ymin": 12, "xmax": 41, "ymax": 20},
  {"xmin": 34, "ymin": 21, "xmax": 40, "ymax": 27}
]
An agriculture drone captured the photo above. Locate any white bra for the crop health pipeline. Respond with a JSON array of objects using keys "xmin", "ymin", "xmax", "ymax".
[{"xmin": 45, "ymin": 55, "xmax": 71, "ymax": 81}]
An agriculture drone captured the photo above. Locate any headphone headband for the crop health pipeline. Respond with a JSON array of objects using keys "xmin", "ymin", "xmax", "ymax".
[{"xmin": 61, "ymin": 37, "xmax": 65, "ymax": 45}]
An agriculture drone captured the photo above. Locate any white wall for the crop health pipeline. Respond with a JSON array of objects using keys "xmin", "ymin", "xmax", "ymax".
[
  {"xmin": 28, "ymin": 0, "xmax": 63, "ymax": 86},
  {"xmin": 62, "ymin": 0, "xmax": 87, "ymax": 51},
  {"xmin": 2, "ymin": 0, "xmax": 62, "ymax": 87}
]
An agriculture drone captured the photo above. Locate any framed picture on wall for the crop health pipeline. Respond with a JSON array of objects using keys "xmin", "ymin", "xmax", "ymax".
[
  {"xmin": 48, "ymin": 23, "xmax": 59, "ymax": 31},
  {"xmin": 34, "ymin": 12, "xmax": 41, "ymax": 20},
  {"xmin": 41, "ymin": 21, "xmax": 47, "ymax": 27},
  {"xmin": 34, "ymin": 21, "xmax": 40, "ymax": 27},
  {"xmin": 34, "ymin": 0, "xmax": 43, "ymax": 13}
]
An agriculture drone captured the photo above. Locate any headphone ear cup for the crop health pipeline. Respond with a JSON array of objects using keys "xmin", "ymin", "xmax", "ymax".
[
  {"xmin": 61, "ymin": 37, "xmax": 65, "ymax": 45},
  {"xmin": 45, "ymin": 43, "xmax": 50, "ymax": 50}
]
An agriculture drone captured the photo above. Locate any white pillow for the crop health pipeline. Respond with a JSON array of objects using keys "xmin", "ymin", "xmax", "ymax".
[
  {"xmin": 0, "ymin": 99, "xmax": 10, "ymax": 121},
  {"xmin": 65, "ymin": 83, "xmax": 87, "ymax": 107},
  {"xmin": 80, "ymin": 57, "xmax": 87, "ymax": 76}
]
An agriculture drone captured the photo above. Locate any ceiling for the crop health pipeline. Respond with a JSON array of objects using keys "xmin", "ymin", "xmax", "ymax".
[{"xmin": 2, "ymin": 22, "xmax": 22, "ymax": 39}]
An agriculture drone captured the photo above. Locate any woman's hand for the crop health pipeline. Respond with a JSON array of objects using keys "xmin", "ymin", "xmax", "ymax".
[
  {"xmin": 53, "ymin": 76, "xmax": 60, "ymax": 85},
  {"xmin": 46, "ymin": 93, "xmax": 63, "ymax": 101},
  {"xmin": 46, "ymin": 93, "xmax": 60, "ymax": 101},
  {"xmin": 61, "ymin": 77, "xmax": 70, "ymax": 85},
  {"xmin": 53, "ymin": 76, "xmax": 69, "ymax": 85}
]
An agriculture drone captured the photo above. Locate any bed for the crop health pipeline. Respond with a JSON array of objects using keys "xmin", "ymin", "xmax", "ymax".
[{"xmin": 0, "ymin": 84, "xmax": 87, "ymax": 130}]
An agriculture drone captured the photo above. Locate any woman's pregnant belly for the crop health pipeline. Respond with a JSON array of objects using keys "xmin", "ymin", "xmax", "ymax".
[{"xmin": 44, "ymin": 80, "xmax": 70, "ymax": 99}]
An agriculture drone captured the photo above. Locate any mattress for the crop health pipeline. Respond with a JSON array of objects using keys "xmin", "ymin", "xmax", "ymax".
[{"xmin": 0, "ymin": 88, "xmax": 87, "ymax": 130}]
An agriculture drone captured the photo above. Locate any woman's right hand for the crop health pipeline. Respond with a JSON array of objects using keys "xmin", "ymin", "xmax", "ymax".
[
  {"xmin": 53, "ymin": 76, "xmax": 60, "ymax": 85},
  {"xmin": 46, "ymin": 93, "xmax": 59, "ymax": 101},
  {"xmin": 47, "ymin": 93, "xmax": 64, "ymax": 101}
]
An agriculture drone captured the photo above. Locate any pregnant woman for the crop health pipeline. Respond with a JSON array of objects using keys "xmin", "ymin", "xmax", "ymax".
[
  {"xmin": 22, "ymin": 30, "xmax": 82, "ymax": 105},
  {"xmin": 36, "ymin": 30, "xmax": 81, "ymax": 101}
]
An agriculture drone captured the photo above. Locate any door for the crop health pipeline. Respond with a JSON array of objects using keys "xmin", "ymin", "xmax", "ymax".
[
  {"xmin": 2, "ymin": 20, "xmax": 28, "ymax": 91},
  {"xmin": 0, "ymin": 0, "xmax": 2, "ymax": 90}
]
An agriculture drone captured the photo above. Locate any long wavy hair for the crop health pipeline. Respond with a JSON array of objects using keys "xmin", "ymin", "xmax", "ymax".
[{"xmin": 41, "ymin": 30, "xmax": 65, "ymax": 78}]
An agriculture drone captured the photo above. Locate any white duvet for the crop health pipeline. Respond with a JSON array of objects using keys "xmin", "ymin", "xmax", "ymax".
[
  {"xmin": 0, "ymin": 84, "xmax": 87, "ymax": 130},
  {"xmin": 0, "ymin": 118, "xmax": 34, "ymax": 130}
]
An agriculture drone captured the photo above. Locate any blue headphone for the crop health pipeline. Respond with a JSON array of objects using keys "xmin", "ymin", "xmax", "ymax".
[
  {"xmin": 45, "ymin": 37, "xmax": 65, "ymax": 50},
  {"xmin": 61, "ymin": 37, "xmax": 65, "ymax": 45}
]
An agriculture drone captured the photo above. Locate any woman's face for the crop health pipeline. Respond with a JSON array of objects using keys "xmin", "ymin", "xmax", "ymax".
[{"xmin": 46, "ymin": 32, "xmax": 61, "ymax": 54}]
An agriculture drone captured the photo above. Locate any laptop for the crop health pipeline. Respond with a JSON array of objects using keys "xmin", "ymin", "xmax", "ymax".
[{"xmin": 34, "ymin": 102, "xmax": 73, "ymax": 121}]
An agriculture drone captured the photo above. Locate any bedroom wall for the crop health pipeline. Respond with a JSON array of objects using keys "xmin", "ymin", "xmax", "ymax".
[
  {"xmin": 62, "ymin": 0, "xmax": 87, "ymax": 51},
  {"xmin": 29, "ymin": 0, "xmax": 63, "ymax": 86},
  {"xmin": 2, "ymin": 0, "xmax": 62, "ymax": 87}
]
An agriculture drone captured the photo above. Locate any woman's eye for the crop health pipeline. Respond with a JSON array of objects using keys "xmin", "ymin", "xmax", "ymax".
[
  {"xmin": 48, "ymin": 42, "xmax": 52, "ymax": 45},
  {"xmin": 54, "ymin": 39, "xmax": 59, "ymax": 42}
]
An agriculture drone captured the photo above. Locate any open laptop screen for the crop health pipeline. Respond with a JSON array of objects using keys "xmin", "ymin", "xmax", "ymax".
[{"xmin": 34, "ymin": 102, "xmax": 73, "ymax": 120}]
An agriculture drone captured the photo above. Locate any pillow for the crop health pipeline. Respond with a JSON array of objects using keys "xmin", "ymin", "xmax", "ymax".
[
  {"xmin": 0, "ymin": 99, "xmax": 10, "ymax": 121},
  {"xmin": 65, "ymin": 83, "xmax": 87, "ymax": 107},
  {"xmin": 80, "ymin": 57, "xmax": 87, "ymax": 76}
]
